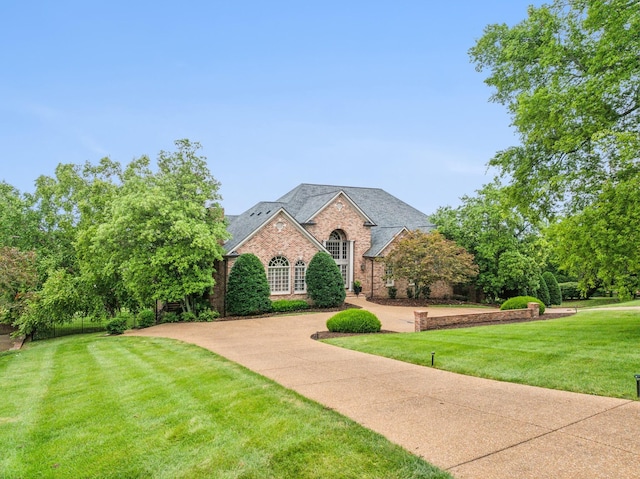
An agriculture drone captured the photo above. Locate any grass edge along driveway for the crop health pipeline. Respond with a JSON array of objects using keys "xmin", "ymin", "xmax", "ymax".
[
  {"xmin": 0, "ymin": 334, "xmax": 450, "ymax": 479},
  {"xmin": 324, "ymin": 309, "xmax": 640, "ymax": 400}
]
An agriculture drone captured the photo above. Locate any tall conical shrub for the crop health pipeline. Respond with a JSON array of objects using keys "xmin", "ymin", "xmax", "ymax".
[
  {"xmin": 543, "ymin": 272, "xmax": 562, "ymax": 305},
  {"xmin": 537, "ymin": 274, "xmax": 551, "ymax": 306},
  {"xmin": 226, "ymin": 253, "xmax": 272, "ymax": 316},
  {"xmin": 306, "ymin": 252, "xmax": 346, "ymax": 308}
]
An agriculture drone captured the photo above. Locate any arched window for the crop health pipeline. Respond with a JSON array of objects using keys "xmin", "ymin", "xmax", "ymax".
[
  {"xmin": 294, "ymin": 260, "xmax": 306, "ymax": 293},
  {"xmin": 268, "ymin": 256, "xmax": 290, "ymax": 293},
  {"xmin": 326, "ymin": 229, "xmax": 349, "ymax": 286},
  {"xmin": 326, "ymin": 230, "xmax": 347, "ymax": 260}
]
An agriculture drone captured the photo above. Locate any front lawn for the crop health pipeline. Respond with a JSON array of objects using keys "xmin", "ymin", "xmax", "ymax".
[
  {"xmin": 324, "ymin": 310, "xmax": 640, "ymax": 399},
  {"xmin": 0, "ymin": 334, "xmax": 448, "ymax": 479}
]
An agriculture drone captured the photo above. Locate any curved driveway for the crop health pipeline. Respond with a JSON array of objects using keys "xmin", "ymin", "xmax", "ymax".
[{"xmin": 130, "ymin": 299, "xmax": 640, "ymax": 478}]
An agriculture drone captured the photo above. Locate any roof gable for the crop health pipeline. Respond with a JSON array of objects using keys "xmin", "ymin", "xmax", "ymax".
[
  {"xmin": 225, "ymin": 206, "xmax": 325, "ymax": 255},
  {"xmin": 226, "ymin": 183, "xmax": 435, "ymax": 257},
  {"xmin": 306, "ymin": 190, "xmax": 375, "ymax": 225}
]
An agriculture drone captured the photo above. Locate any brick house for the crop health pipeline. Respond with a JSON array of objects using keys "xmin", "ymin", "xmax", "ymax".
[{"xmin": 212, "ymin": 184, "xmax": 450, "ymax": 313}]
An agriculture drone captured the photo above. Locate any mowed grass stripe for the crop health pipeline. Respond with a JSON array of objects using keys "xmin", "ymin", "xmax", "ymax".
[
  {"xmin": 0, "ymin": 334, "xmax": 449, "ymax": 479},
  {"xmin": 0, "ymin": 342, "xmax": 59, "ymax": 473},
  {"xmin": 325, "ymin": 310, "xmax": 640, "ymax": 399}
]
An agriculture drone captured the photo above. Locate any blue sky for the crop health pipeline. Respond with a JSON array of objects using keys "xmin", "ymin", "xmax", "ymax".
[{"xmin": 0, "ymin": 1, "xmax": 542, "ymax": 215}]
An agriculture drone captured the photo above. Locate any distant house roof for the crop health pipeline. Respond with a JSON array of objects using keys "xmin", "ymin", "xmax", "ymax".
[{"xmin": 224, "ymin": 183, "xmax": 435, "ymax": 257}]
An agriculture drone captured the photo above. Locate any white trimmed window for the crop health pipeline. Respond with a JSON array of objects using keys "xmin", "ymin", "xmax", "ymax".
[
  {"xmin": 294, "ymin": 260, "xmax": 306, "ymax": 293},
  {"xmin": 385, "ymin": 265, "xmax": 395, "ymax": 287},
  {"xmin": 268, "ymin": 256, "xmax": 290, "ymax": 294}
]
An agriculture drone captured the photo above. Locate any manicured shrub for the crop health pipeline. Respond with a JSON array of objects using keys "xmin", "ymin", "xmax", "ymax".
[
  {"xmin": 326, "ymin": 309, "xmax": 381, "ymax": 333},
  {"xmin": 419, "ymin": 285, "xmax": 431, "ymax": 299},
  {"xmin": 226, "ymin": 253, "xmax": 273, "ymax": 316},
  {"xmin": 305, "ymin": 252, "xmax": 346, "ymax": 308},
  {"xmin": 500, "ymin": 296, "xmax": 545, "ymax": 315},
  {"xmin": 271, "ymin": 299, "xmax": 310, "ymax": 313},
  {"xmin": 106, "ymin": 312, "xmax": 131, "ymax": 335},
  {"xmin": 161, "ymin": 312, "xmax": 180, "ymax": 323},
  {"xmin": 543, "ymin": 272, "xmax": 562, "ymax": 305},
  {"xmin": 537, "ymin": 274, "xmax": 551, "ymax": 306},
  {"xmin": 559, "ymin": 282, "xmax": 581, "ymax": 300},
  {"xmin": 137, "ymin": 309, "xmax": 155, "ymax": 328},
  {"xmin": 388, "ymin": 286, "xmax": 397, "ymax": 299},
  {"xmin": 198, "ymin": 309, "xmax": 220, "ymax": 322}
]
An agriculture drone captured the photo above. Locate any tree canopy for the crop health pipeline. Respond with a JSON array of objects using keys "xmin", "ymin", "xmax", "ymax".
[
  {"xmin": 470, "ymin": 0, "xmax": 639, "ymax": 217},
  {"xmin": 470, "ymin": 0, "xmax": 639, "ymax": 299},
  {"xmin": 1, "ymin": 139, "xmax": 228, "ymax": 335},
  {"xmin": 432, "ymin": 182, "xmax": 547, "ymax": 301},
  {"xmin": 383, "ymin": 230, "xmax": 478, "ymax": 298},
  {"xmin": 548, "ymin": 174, "xmax": 640, "ymax": 300},
  {"xmin": 91, "ymin": 140, "xmax": 228, "ymax": 312}
]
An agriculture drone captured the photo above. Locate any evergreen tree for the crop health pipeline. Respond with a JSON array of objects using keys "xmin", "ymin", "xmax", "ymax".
[
  {"xmin": 543, "ymin": 271, "xmax": 562, "ymax": 305},
  {"xmin": 306, "ymin": 252, "xmax": 346, "ymax": 308},
  {"xmin": 226, "ymin": 254, "xmax": 272, "ymax": 316},
  {"xmin": 537, "ymin": 274, "xmax": 551, "ymax": 307}
]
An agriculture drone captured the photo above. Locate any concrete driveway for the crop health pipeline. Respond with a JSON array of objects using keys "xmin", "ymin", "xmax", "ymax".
[{"xmin": 130, "ymin": 300, "xmax": 640, "ymax": 478}]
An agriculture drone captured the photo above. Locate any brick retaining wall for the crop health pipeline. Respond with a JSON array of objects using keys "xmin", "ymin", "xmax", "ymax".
[{"xmin": 414, "ymin": 303, "xmax": 540, "ymax": 331}]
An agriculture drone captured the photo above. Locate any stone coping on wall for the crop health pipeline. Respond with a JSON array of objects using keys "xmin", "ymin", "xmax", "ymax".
[{"xmin": 414, "ymin": 302, "xmax": 541, "ymax": 331}]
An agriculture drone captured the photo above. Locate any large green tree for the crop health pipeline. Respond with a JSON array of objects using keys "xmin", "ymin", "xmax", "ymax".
[
  {"xmin": 383, "ymin": 230, "xmax": 478, "ymax": 298},
  {"xmin": 432, "ymin": 182, "xmax": 547, "ymax": 301},
  {"xmin": 470, "ymin": 0, "xmax": 639, "ymax": 217},
  {"xmin": 548, "ymin": 175, "xmax": 640, "ymax": 300},
  {"xmin": 92, "ymin": 140, "xmax": 229, "ymax": 312},
  {"xmin": 0, "ymin": 247, "xmax": 38, "ymax": 327},
  {"xmin": 470, "ymin": 0, "xmax": 639, "ymax": 298},
  {"xmin": 0, "ymin": 182, "xmax": 43, "ymax": 253}
]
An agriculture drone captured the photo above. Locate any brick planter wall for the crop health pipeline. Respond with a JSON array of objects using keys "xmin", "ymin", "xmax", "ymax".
[{"xmin": 414, "ymin": 303, "xmax": 541, "ymax": 331}]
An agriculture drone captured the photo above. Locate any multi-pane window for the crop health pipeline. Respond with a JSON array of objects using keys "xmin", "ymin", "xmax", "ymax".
[
  {"xmin": 385, "ymin": 265, "xmax": 395, "ymax": 287},
  {"xmin": 268, "ymin": 256, "xmax": 290, "ymax": 293},
  {"xmin": 327, "ymin": 230, "xmax": 348, "ymax": 286},
  {"xmin": 294, "ymin": 260, "xmax": 306, "ymax": 293},
  {"xmin": 327, "ymin": 230, "xmax": 348, "ymax": 260}
]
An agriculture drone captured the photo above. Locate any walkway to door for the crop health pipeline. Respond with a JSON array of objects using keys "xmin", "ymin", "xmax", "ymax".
[{"xmin": 130, "ymin": 300, "xmax": 640, "ymax": 478}]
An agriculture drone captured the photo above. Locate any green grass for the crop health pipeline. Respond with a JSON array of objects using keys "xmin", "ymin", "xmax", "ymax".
[
  {"xmin": 324, "ymin": 310, "xmax": 640, "ymax": 399},
  {"xmin": 560, "ymin": 297, "xmax": 624, "ymax": 308},
  {"xmin": 32, "ymin": 315, "xmax": 135, "ymax": 340},
  {"xmin": 0, "ymin": 334, "xmax": 448, "ymax": 479},
  {"xmin": 586, "ymin": 298, "xmax": 640, "ymax": 308}
]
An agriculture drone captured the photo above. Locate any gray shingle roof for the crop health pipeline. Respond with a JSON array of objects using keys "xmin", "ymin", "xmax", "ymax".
[
  {"xmin": 224, "ymin": 184, "xmax": 434, "ymax": 257},
  {"xmin": 224, "ymin": 202, "xmax": 285, "ymax": 253}
]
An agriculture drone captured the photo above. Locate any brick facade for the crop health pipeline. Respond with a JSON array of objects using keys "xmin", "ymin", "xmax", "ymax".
[{"xmin": 215, "ymin": 184, "xmax": 446, "ymax": 313}]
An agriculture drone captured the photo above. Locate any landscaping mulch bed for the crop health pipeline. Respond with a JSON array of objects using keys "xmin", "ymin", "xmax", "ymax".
[
  {"xmin": 312, "ymin": 330, "xmax": 396, "ymax": 340},
  {"xmin": 367, "ymin": 297, "xmax": 497, "ymax": 308},
  {"xmin": 217, "ymin": 302, "xmax": 360, "ymax": 322}
]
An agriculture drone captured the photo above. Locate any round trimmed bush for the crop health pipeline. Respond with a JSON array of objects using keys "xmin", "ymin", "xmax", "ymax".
[
  {"xmin": 106, "ymin": 312, "xmax": 131, "ymax": 335},
  {"xmin": 226, "ymin": 253, "xmax": 272, "ymax": 316},
  {"xmin": 306, "ymin": 252, "xmax": 346, "ymax": 308},
  {"xmin": 500, "ymin": 296, "xmax": 545, "ymax": 315},
  {"xmin": 326, "ymin": 309, "xmax": 381, "ymax": 333},
  {"xmin": 543, "ymin": 272, "xmax": 562, "ymax": 305},
  {"xmin": 137, "ymin": 309, "xmax": 155, "ymax": 328}
]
